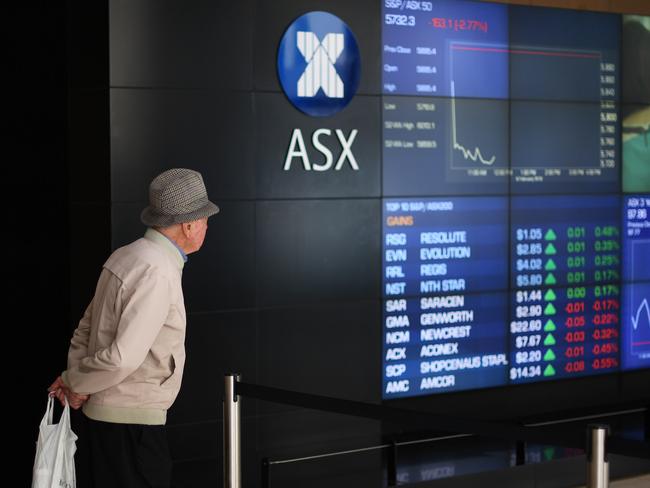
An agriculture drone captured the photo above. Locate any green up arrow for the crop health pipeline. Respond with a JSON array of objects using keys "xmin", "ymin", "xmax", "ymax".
[
  {"xmin": 543, "ymin": 333, "xmax": 556, "ymax": 346},
  {"xmin": 544, "ymin": 303, "xmax": 557, "ymax": 315},
  {"xmin": 543, "ymin": 364, "xmax": 556, "ymax": 377},
  {"xmin": 544, "ymin": 319, "xmax": 557, "ymax": 332},
  {"xmin": 544, "ymin": 273, "xmax": 557, "ymax": 285},
  {"xmin": 545, "ymin": 259, "xmax": 557, "ymax": 271},
  {"xmin": 544, "ymin": 243, "xmax": 557, "ymax": 255},
  {"xmin": 545, "ymin": 229, "xmax": 557, "ymax": 241},
  {"xmin": 544, "ymin": 289, "xmax": 557, "ymax": 301},
  {"xmin": 543, "ymin": 349, "xmax": 556, "ymax": 361}
]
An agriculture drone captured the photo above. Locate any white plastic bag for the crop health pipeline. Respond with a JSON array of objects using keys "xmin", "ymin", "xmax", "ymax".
[{"xmin": 32, "ymin": 395, "xmax": 77, "ymax": 488}]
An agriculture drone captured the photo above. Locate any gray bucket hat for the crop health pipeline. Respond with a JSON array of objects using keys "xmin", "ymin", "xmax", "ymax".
[{"xmin": 141, "ymin": 168, "xmax": 219, "ymax": 227}]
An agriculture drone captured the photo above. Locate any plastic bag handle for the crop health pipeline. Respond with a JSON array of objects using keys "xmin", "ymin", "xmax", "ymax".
[
  {"xmin": 45, "ymin": 395, "xmax": 55, "ymax": 425},
  {"xmin": 45, "ymin": 394, "xmax": 71, "ymax": 426}
]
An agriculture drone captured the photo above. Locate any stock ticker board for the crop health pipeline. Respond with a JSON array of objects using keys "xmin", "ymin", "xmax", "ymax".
[
  {"xmin": 382, "ymin": 0, "xmax": 620, "ymax": 195},
  {"xmin": 382, "ymin": 197, "xmax": 632, "ymax": 398},
  {"xmin": 376, "ymin": 1, "xmax": 646, "ymax": 398},
  {"xmin": 379, "ymin": 2, "xmax": 648, "ymax": 399}
]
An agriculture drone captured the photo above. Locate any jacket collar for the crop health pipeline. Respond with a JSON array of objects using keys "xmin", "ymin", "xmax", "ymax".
[{"xmin": 144, "ymin": 228, "xmax": 186, "ymax": 270}]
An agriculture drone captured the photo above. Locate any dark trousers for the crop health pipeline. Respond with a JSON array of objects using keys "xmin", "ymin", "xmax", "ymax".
[{"xmin": 73, "ymin": 412, "xmax": 172, "ymax": 488}]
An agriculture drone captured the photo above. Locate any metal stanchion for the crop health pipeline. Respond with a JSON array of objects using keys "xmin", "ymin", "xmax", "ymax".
[
  {"xmin": 224, "ymin": 374, "xmax": 241, "ymax": 488},
  {"xmin": 586, "ymin": 424, "xmax": 609, "ymax": 488}
]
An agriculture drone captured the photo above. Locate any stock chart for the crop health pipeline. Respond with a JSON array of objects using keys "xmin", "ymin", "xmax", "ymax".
[{"xmin": 381, "ymin": 1, "xmax": 647, "ymax": 399}]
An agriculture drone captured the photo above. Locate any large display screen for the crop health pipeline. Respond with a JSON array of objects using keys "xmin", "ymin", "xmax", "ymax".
[
  {"xmin": 382, "ymin": 0, "xmax": 620, "ymax": 196},
  {"xmin": 381, "ymin": 1, "xmax": 649, "ymax": 399},
  {"xmin": 622, "ymin": 196, "xmax": 650, "ymax": 370}
]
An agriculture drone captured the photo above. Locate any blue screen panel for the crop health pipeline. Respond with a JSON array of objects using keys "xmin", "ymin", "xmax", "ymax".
[
  {"xmin": 510, "ymin": 6, "xmax": 620, "ymax": 103},
  {"xmin": 383, "ymin": 0, "xmax": 508, "ymax": 98},
  {"xmin": 622, "ymin": 195, "xmax": 650, "ymax": 370},
  {"xmin": 509, "ymin": 196, "xmax": 621, "ymax": 383},
  {"xmin": 510, "ymin": 100, "xmax": 620, "ymax": 193},
  {"xmin": 382, "ymin": 197, "xmax": 508, "ymax": 398},
  {"xmin": 383, "ymin": 96, "xmax": 509, "ymax": 196}
]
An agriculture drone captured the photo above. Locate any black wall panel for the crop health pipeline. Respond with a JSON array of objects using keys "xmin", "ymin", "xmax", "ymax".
[
  {"xmin": 111, "ymin": 202, "xmax": 145, "ymax": 248},
  {"xmin": 182, "ymin": 202, "xmax": 256, "ymax": 312},
  {"xmin": 68, "ymin": 2, "xmax": 109, "ymax": 90},
  {"xmin": 111, "ymin": 89, "xmax": 255, "ymax": 202},
  {"xmin": 254, "ymin": 93, "xmax": 381, "ymax": 199},
  {"xmin": 256, "ymin": 199, "xmax": 380, "ymax": 307},
  {"xmin": 69, "ymin": 90, "xmax": 110, "ymax": 204},
  {"xmin": 258, "ymin": 301, "xmax": 381, "ymax": 405},
  {"xmin": 109, "ymin": 0, "xmax": 253, "ymax": 90},
  {"xmin": 170, "ymin": 311, "xmax": 258, "ymax": 424},
  {"xmin": 69, "ymin": 203, "xmax": 112, "ymax": 320}
]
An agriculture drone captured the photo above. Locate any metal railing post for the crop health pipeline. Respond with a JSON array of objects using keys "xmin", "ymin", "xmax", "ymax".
[
  {"xmin": 586, "ymin": 424, "xmax": 609, "ymax": 488},
  {"xmin": 224, "ymin": 374, "xmax": 241, "ymax": 488}
]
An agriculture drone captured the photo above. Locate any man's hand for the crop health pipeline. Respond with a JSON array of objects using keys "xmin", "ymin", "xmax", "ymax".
[
  {"xmin": 48, "ymin": 376, "xmax": 67, "ymax": 405},
  {"xmin": 48, "ymin": 376, "xmax": 89, "ymax": 410}
]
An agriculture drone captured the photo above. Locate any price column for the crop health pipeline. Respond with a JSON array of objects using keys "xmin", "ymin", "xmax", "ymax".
[
  {"xmin": 510, "ymin": 227, "xmax": 548, "ymax": 382},
  {"xmin": 510, "ymin": 196, "xmax": 621, "ymax": 384}
]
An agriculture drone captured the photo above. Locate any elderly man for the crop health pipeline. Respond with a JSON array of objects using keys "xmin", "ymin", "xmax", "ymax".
[{"xmin": 49, "ymin": 168, "xmax": 219, "ymax": 488}]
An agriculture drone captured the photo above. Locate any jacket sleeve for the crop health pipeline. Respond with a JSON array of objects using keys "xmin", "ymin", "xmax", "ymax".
[
  {"xmin": 62, "ymin": 269, "xmax": 171, "ymax": 395},
  {"xmin": 66, "ymin": 299, "xmax": 93, "ymax": 369}
]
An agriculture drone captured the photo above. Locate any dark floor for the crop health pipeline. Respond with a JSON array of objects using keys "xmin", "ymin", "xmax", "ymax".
[{"xmin": 170, "ymin": 410, "xmax": 649, "ymax": 488}]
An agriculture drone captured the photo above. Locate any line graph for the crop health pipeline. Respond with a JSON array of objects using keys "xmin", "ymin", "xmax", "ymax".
[
  {"xmin": 628, "ymin": 285, "xmax": 650, "ymax": 361},
  {"xmin": 631, "ymin": 298, "xmax": 650, "ymax": 333},
  {"xmin": 450, "ymin": 81, "xmax": 496, "ymax": 166}
]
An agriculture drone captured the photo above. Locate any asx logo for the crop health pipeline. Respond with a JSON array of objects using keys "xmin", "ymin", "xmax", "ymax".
[
  {"xmin": 296, "ymin": 31, "xmax": 344, "ymax": 98},
  {"xmin": 277, "ymin": 11, "xmax": 361, "ymax": 117}
]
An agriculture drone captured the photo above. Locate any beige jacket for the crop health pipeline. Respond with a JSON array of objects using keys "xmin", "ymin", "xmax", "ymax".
[{"xmin": 62, "ymin": 229, "xmax": 186, "ymax": 425}]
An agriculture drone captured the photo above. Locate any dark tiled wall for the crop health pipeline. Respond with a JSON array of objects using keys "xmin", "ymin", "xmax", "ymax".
[
  {"xmin": 87, "ymin": 1, "xmax": 650, "ymax": 487},
  {"xmin": 68, "ymin": 2, "xmax": 112, "ymax": 321},
  {"xmin": 108, "ymin": 1, "xmax": 383, "ymax": 486}
]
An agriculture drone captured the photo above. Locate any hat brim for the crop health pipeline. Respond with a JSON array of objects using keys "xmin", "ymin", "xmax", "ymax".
[{"xmin": 141, "ymin": 200, "xmax": 219, "ymax": 227}]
